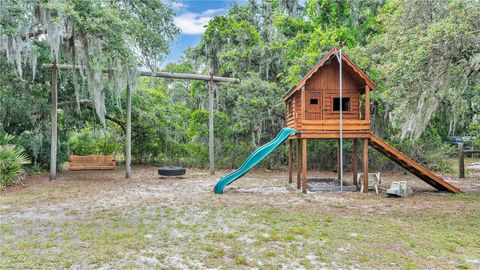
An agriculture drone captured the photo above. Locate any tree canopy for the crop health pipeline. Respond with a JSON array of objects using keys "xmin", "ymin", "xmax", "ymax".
[
  {"xmin": 1, "ymin": 0, "xmax": 479, "ymax": 172},
  {"xmin": 0, "ymin": 0, "xmax": 178, "ymax": 122}
]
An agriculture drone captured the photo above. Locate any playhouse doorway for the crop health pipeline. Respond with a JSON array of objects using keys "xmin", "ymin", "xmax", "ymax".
[{"xmin": 306, "ymin": 91, "xmax": 323, "ymax": 120}]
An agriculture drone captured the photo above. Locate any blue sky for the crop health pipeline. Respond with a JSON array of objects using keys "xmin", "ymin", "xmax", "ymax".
[{"xmin": 164, "ymin": 0, "xmax": 247, "ymax": 65}]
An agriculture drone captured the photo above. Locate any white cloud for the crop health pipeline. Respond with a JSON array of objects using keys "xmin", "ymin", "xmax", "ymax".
[
  {"xmin": 202, "ymin": 8, "xmax": 225, "ymax": 17},
  {"xmin": 174, "ymin": 9, "xmax": 225, "ymax": 35},
  {"xmin": 173, "ymin": 2, "xmax": 188, "ymax": 10}
]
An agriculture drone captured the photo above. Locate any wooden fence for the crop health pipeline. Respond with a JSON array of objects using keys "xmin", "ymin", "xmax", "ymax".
[{"xmin": 458, "ymin": 143, "xmax": 480, "ymax": 178}]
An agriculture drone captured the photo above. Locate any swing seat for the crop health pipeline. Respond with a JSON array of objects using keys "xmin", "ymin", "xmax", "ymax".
[
  {"xmin": 69, "ymin": 154, "xmax": 116, "ymax": 171},
  {"xmin": 158, "ymin": 166, "xmax": 186, "ymax": 176}
]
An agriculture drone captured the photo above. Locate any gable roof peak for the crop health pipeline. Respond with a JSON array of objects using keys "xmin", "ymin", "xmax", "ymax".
[{"xmin": 284, "ymin": 46, "xmax": 375, "ymax": 100}]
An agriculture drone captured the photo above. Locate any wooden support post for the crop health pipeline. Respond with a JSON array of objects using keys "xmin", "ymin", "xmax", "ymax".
[
  {"xmin": 49, "ymin": 62, "xmax": 58, "ymax": 180},
  {"xmin": 125, "ymin": 83, "xmax": 132, "ymax": 179},
  {"xmin": 301, "ymin": 87, "xmax": 305, "ymax": 125},
  {"xmin": 299, "ymin": 86, "xmax": 305, "ymax": 190},
  {"xmin": 458, "ymin": 143, "xmax": 465, "ymax": 178},
  {"xmin": 365, "ymin": 85, "xmax": 371, "ymax": 122},
  {"xmin": 288, "ymin": 140, "xmax": 293, "ymax": 183},
  {"xmin": 352, "ymin": 139, "xmax": 358, "ymax": 189},
  {"xmin": 363, "ymin": 138, "xmax": 369, "ymax": 193},
  {"xmin": 208, "ymin": 74, "xmax": 215, "ymax": 175},
  {"xmin": 302, "ymin": 139, "xmax": 307, "ymax": 193},
  {"xmin": 337, "ymin": 139, "xmax": 341, "ymax": 181},
  {"xmin": 296, "ymin": 139, "xmax": 301, "ymax": 189}
]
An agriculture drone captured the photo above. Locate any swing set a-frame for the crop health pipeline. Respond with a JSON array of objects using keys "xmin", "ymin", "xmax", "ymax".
[{"xmin": 42, "ymin": 63, "xmax": 239, "ymax": 180}]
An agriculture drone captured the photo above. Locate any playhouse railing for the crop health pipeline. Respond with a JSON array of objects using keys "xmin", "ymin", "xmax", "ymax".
[{"xmin": 300, "ymin": 119, "xmax": 370, "ymax": 132}]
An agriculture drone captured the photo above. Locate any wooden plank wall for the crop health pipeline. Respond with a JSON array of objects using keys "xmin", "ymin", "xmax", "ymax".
[
  {"xmin": 304, "ymin": 60, "xmax": 361, "ymax": 91},
  {"xmin": 285, "ymin": 92, "xmax": 302, "ymax": 130},
  {"xmin": 305, "ymin": 61, "xmax": 362, "ymax": 121},
  {"xmin": 322, "ymin": 88, "xmax": 360, "ymax": 120},
  {"xmin": 295, "ymin": 93, "xmax": 302, "ymax": 129},
  {"xmin": 285, "ymin": 98, "xmax": 294, "ymax": 128},
  {"xmin": 301, "ymin": 119, "xmax": 370, "ymax": 132},
  {"xmin": 284, "ymin": 60, "xmax": 368, "ymax": 130}
]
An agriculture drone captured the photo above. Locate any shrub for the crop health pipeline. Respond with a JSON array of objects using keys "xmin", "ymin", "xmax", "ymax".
[
  {"xmin": 0, "ymin": 134, "xmax": 30, "ymax": 188},
  {"xmin": 468, "ymin": 120, "xmax": 480, "ymax": 148},
  {"xmin": 69, "ymin": 126, "xmax": 121, "ymax": 156},
  {"xmin": 395, "ymin": 126, "xmax": 454, "ymax": 172}
]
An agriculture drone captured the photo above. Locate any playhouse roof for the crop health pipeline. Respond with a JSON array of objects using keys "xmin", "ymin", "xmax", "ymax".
[{"xmin": 284, "ymin": 46, "xmax": 376, "ymax": 100}]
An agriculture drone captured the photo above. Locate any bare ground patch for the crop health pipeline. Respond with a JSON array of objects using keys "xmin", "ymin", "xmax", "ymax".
[{"xmin": 1, "ymin": 166, "xmax": 479, "ymax": 269}]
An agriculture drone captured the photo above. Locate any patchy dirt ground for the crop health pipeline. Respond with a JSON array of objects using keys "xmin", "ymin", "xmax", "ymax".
[{"xmin": 1, "ymin": 165, "xmax": 479, "ymax": 269}]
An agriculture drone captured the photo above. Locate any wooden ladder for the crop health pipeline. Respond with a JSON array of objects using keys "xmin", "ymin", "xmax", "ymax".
[{"xmin": 368, "ymin": 133, "xmax": 461, "ymax": 193}]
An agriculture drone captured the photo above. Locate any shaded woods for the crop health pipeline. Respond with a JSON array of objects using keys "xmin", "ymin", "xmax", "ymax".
[{"xmin": 1, "ymin": 0, "xmax": 479, "ymax": 175}]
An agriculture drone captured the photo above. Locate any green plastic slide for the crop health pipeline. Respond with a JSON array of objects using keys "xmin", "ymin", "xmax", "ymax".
[{"xmin": 214, "ymin": 127, "xmax": 298, "ymax": 194}]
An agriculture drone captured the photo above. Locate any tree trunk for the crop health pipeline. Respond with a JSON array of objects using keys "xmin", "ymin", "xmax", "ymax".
[
  {"xmin": 126, "ymin": 83, "xmax": 132, "ymax": 178},
  {"xmin": 49, "ymin": 62, "xmax": 58, "ymax": 180}
]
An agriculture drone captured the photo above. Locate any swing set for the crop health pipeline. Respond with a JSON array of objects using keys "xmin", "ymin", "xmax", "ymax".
[{"xmin": 43, "ymin": 63, "xmax": 239, "ymax": 179}]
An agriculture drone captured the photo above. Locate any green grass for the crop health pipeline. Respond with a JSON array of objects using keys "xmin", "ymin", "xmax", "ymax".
[
  {"xmin": 447, "ymin": 157, "xmax": 480, "ymax": 177},
  {"xmin": 1, "ymin": 181, "xmax": 479, "ymax": 269}
]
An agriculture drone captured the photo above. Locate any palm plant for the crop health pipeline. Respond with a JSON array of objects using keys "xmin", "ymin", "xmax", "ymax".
[{"xmin": 0, "ymin": 134, "xmax": 30, "ymax": 188}]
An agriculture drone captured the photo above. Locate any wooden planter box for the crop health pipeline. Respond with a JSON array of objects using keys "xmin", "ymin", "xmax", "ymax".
[{"xmin": 68, "ymin": 154, "xmax": 116, "ymax": 171}]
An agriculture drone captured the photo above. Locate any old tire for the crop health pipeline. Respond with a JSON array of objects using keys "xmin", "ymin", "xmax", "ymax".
[{"xmin": 158, "ymin": 166, "xmax": 186, "ymax": 176}]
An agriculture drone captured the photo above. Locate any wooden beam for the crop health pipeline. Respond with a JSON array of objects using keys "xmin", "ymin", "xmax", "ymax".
[
  {"xmin": 365, "ymin": 85, "xmax": 370, "ymax": 122},
  {"xmin": 302, "ymin": 139, "xmax": 307, "ymax": 193},
  {"xmin": 296, "ymin": 139, "xmax": 301, "ymax": 189},
  {"xmin": 353, "ymin": 139, "xmax": 358, "ymax": 189},
  {"xmin": 49, "ymin": 63, "xmax": 58, "ymax": 180},
  {"xmin": 363, "ymin": 138, "xmax": 369, "ymax": 193},
  {"xmin": 294, "ymin": 132, "xmax": 371, "ymax": 139},
  {"xmin": 301, "ymin": 87, "xmax": 305, "ymax": 123},
  {"xmin": 41, "ymin": 64, "xmax": 240, "ymax": 83},
  {"xmin": 288, "ymin": 140, "xmax": 293, "ymax": 183},
  {"xmin": 140, "ymin": 70, "xmax": 240, "ymax": 83},
  {"xmin": 208, "ymin": 74, "xmax": 215, "ymax": 175},
  {"xmin": 303, "ymin": 119, "xmax": 370, "ymax": 124},
  {"xmin": 42, "ymin": 64, "xmax": 111, "ymax": 72},
  {"xmin": 125, "ymin": 83, "xmax": 132, "ymax": 178}
]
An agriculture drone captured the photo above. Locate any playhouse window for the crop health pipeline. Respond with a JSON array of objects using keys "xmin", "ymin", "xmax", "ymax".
[
  {"xmin": 333, "ymin": 98, "xmax": 350, "ymax": 111},
  {"xmin": 310, "ymin": 99, "xmax": 318, "ymax": 105}
]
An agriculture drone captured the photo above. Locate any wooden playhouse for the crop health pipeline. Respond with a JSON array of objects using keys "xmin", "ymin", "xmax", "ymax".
[{"xmin": 284, "ymin": 47, "xmax": 461, "ymax": 194}]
